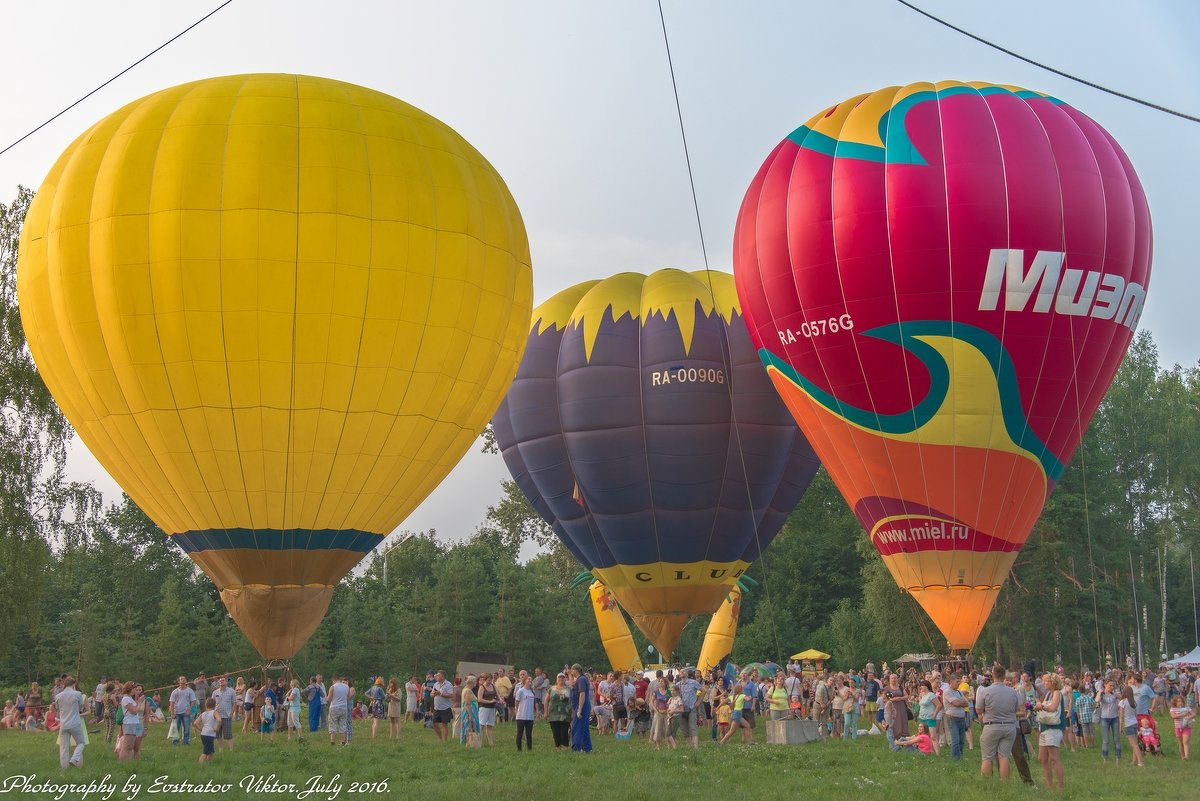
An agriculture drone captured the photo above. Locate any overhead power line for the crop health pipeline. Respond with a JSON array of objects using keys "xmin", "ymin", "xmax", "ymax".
[
  {"xmin": 0, "ymin": 0, "xmax": 234, "ymax": 159},
  {"xmin": 894, "ymin": 0, "xmax": 1200, "ymax": 124}
]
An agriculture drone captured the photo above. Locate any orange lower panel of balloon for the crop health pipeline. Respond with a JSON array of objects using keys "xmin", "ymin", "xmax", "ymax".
[
  {"xmin": 908, "ymin": 586, "xmax": 1005, "ymax": 651},
  {"xmin": 630, "ymin": 614, "xmax": 690, "ymax": 662},
  {"xmin": 768, "ymin": 366, "xmax": 1045, "ymax": 651},
  {"xmin": 220, "ymin": 585, "xmax": 334, "ymax": 661}
]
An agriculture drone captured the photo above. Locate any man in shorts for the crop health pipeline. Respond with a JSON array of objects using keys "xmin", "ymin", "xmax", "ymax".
[
  {"xmin": 742, "ymin": 673, "xmax": 758, "ymax": 732},
  {"xmin": 209, "ymin": 676, "xmax": 236, "ymax": 751},
  {"xmin": 863, "ymin": 672, "xmax": 881, "ymax": 722},
  {"xmin": 431, "ymin": 671, "xmax": 454, "ymax": 742},
  {"xmin": 975, "ymin": 664, "xmax": 1019, "ymax": 779},
  {"xmin": 327, "ymin": 676, "xmax": 351, "ymax": 745}
]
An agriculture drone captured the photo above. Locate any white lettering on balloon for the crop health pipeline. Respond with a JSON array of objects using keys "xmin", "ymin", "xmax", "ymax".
[{"xmin": 978, "ymin": 248, "xmax": 1145, "ymax": 330}]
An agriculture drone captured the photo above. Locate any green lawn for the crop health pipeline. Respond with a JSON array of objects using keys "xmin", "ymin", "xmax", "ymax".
[{"xmin": 0, "ymin": 716, "xmax": 1193, "ymax": 801}]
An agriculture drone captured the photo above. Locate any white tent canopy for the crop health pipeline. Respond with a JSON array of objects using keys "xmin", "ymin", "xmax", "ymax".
[{"xmin": 1162, "ymin": 646, "xmax": 1200, "ymax": 668}]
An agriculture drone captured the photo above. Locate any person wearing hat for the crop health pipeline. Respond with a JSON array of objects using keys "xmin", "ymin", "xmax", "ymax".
[{"xmin": 569, "ymin": 664, "xmax": 592, "ymax": 753}]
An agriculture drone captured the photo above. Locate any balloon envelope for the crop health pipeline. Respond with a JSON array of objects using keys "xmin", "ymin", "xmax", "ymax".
[
  {"xmin": 19, "ymin": 74, "xmax": 532, "ymax": 658},
  {"xmin": 493, "ymin": 269, "xmax": 820, "ymax": 656},
  {"xmin": 734, "ymin": 82, "xmax": 1151, "ymax": 649}
]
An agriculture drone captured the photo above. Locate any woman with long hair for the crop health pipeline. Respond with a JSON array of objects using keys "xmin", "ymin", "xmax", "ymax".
[
  {"xmin": 1096, "ymin": 679, "xmax": 1121, "ymax": 762},
  {"xmin": 650, "ymin": 677, "xmax": 671, "ymax": 749},
  {"xmin": 1119, "ymin": 685, "xmax": 1143, "ymax": 767},
  {"xmin": 242, "ymin": 681, "xmax": 257, "ymax": 734}
]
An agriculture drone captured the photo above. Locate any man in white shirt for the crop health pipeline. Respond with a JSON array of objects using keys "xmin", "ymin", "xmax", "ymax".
[
  {"xmin": 431, "ymin": 671, "xmax": 455, "ymax": 743},
  {"xmin": 169, "ymin": 676, "xmax": 198, "ymax": 746},
  {"xmin": 54, "ymin": 676, "xmax": 87, "ymax": 768},
  {"xmin": 91, "ymin": 677, "xmax": 106, "ymax": 724},
  {"xmin": 599, "ymin": 673, "xmax": 612, "ymax": 704},
  {"xmin": 328, "ymin": 676, "xmax": 352, "ymax": 745}
]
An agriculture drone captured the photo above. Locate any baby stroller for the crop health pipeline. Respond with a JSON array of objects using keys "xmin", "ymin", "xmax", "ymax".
[{"xmin": 1136, "ymin": 713, "xmax": 1162, "ymax": 756}]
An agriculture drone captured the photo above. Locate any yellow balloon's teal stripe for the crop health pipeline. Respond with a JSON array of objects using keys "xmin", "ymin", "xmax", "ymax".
[{"xmin": 173, "ymin": 529, "xmax": 384, "ymax": 553}]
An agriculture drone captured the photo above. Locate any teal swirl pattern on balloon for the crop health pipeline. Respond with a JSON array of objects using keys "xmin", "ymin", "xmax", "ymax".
[
  {"xmin": 787, "ymin": 86, "xmax": 1064, "ymax": 166},
  {"xmin": 758, "ymin": 321, "xmax": 1065, "ymax": 480}
]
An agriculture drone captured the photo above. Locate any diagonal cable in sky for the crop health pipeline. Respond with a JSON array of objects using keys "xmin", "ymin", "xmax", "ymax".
[
  {"xmin": 895, "ymin": 0, "xmax": 1199, "ymax": 124},
  {"xmin": 0, "ymin": 0, "xmax": 234, "ymax": 159}
]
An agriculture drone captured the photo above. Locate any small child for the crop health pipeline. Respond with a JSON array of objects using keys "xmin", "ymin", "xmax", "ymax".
[
  {"xmin": 716, "ymin": 694, "xmax": 732, "ymax": 741},
  {"xmin": 193, "ymin": 699, "xmax": 219, "ymax": 763},
  {"xmin": 1169, "ymin": 696, "xmax": 1193, "ymax": 760},
  {"xmin": 260, "ymin": 698, "xmax": 275, "ymax": 736}
]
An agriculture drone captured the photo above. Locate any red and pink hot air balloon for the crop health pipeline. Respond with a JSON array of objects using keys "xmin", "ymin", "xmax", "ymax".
[{"xmin": 733, "ymin": 82, "xmax": 1152, "ymax": 650}]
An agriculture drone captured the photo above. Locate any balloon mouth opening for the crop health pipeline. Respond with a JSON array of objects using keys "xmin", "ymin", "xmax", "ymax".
[
  {"xmin": 221, "ymin": 585, "xmax": 335, "ymax": 660},
  {"xmin": 904, "ymin": 584, "xmax": 1002, "ymax": 592}
]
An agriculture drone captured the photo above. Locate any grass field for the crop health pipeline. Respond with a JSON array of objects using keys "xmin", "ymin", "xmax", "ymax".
[{"xmin": 0, "ymin": 715, "xmax": 1193, "ymax": 801}]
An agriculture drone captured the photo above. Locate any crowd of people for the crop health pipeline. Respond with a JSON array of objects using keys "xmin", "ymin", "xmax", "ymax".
[{"xmin": 2, "ymin": 658, "xmax": 1195, "ymax": 788}]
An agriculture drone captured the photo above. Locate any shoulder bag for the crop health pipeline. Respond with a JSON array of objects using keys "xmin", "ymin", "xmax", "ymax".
[{"xmin": 1034, "ymin": 693, "xmax": 1061, "ymax": 726}]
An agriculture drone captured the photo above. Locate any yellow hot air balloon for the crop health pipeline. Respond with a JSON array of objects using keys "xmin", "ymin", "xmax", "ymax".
[
  {"xmin": 18, "ymin": 74, "xmax": 532, "ymax": 659},
  {"xmin": 589, "ymin": 581, "xmax": 643, "ymax": 673},
  {"xmin": 696, "ymin": 586, "xmax": 742, "ymax": 674}
]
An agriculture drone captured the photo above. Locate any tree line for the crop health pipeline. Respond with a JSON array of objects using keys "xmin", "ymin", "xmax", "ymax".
[{"xmin": 1, "ymin": 188, "xmax": 1198, "ymax": 691}]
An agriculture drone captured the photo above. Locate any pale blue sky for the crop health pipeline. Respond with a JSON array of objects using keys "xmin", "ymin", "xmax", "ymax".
[{"xmin": 2, "ymin": 0, "xmax": 1197, "ymax": 547}]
